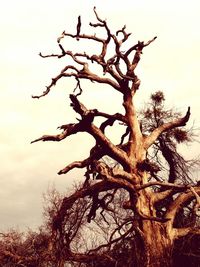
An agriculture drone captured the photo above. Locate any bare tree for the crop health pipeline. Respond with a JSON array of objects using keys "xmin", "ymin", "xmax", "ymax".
[
  {"xmin": 0, "ymin": 228, "xmax": 52, "ymax": 266},
  {"xmin": 31, "ymin": 7, "xmax": 200, "ymax": 267}
]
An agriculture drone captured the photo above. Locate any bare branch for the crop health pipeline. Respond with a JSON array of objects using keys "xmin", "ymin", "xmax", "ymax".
[
  {"xmin": 88, "ymin": 222, "xmax": 133, "ymax": 254},
  {"xmin": 69, "ymin": 95, "xmax": 131, "ymax": 168},
  {"xmin": 116, "ymin": 25, "xmax": 132, "ymax": 43},
  {"xmin": 73, "ymin": 77, "xmax": 83, "ymax": 96},
  {"xmin": 190, "ymin": 186, "xmax": 200, "ymax": 212},
  {"xmin": 63, "ymin": 30, "xmax": 104, "ymax": 43},
  {"xmin": 166, "ymin": 186, "xmax": 200, "ymax": 223},
  {"xmin": 32, "ymin": 66, "xmax": 79, "ymax": 99},
  {"xmin": 88, "ymin": 124, "xmax": 130, "ymax": 169},
  {"xmin": 58, "ymin": 159, "xmax": 89, "ymax": 175},
  {"xmin": 87, "ymin": 191, "xmax": 115, "ymax": 223},
  {"xmin": 119, "ymin": 126, "xmax": 130, "ymax": 145},
  {"xmin": 137, "ymin": 209, "xmax": 170, "ymax": 222},
  {"xmin": 58, "ymin": 144, "xmax": 104, "ymax": 175},
  {"xmin": 152, "ymin": 188, "xmax": 174, "ymax": 203},
  {"xmin": 122, "ymin": 90, "xmax": 143, "ymax": 157},
  {"xmin": 144, "ymin": 107, "xmax": 191, "ymax": 149},
  {"xmin": 125, "ymin": 36, "xmax": 157, "ymax": 58},
  {"xmin": 33, "ymin": 64, "xmax": 121, "ymax": 99},
  {"xmin": 31, "ymin": 123, "xmax": 83, "ymax": 144},
  {"xmin": 76, "ymin": 16, "xmax": 81, "ymax": 41},
  {"xmin": 91, "ymin": 161, "xmax": 135, "ymax": 190},
  {"xmin": 52, "ymin": 181, "xmax": 119, "ymax": 231},
  {"xmin": 136, "ymin": 181, "xmax": 189, "ymax": 191},
  {"xmin": 175, "ymin": 226, "xmax": 200, "ymax": 239},
  {"xmin": 97, "ymin": 111, "xmax": 127, "ymax": 124}
]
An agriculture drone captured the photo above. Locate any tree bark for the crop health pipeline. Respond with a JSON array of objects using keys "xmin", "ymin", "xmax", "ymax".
[{"xmin": 139, "ymin": 220, "xmax": 175, "ymax": 267}]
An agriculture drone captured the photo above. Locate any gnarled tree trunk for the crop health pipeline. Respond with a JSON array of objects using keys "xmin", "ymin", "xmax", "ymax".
[{"xmin": 141, "ymin": 221, "xmax": 174, "ymax": 267}]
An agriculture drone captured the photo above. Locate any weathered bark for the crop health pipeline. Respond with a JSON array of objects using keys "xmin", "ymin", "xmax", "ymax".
[
  {"xmin": 57, "ymin": 260, "xmax": 65, "ymax": 267},
  {"xmin": 141, "ymin": 221, "xmax": 174, "ymax": 267},
  {"xmin": 131, "ymin": 181, "xmax": 174, "ymax": 267}
]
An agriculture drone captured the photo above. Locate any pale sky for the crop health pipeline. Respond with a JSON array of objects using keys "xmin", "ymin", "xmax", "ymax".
[{"xmin": 0, "ymin": 0, "xmax": 200, "ymax": 230}]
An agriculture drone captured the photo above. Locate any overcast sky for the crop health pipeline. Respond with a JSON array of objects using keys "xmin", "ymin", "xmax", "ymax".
[{"xmin": 0, "ymin": 0, "xmax": 200, "ymax": 231}]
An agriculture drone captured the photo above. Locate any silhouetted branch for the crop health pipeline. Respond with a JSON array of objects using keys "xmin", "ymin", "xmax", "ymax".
[
  {"xmin": 166, "ymin": 186, "xmax": 200, "ymax": 224},
  {"xmin": 144, "ymin": 107, "xmax": 191, "ymax": 149}
]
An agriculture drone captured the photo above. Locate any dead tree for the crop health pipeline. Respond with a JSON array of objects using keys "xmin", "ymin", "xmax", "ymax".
[{"xmin": 32, "ymin": 7, "xmax": 200, "ymax": 267}]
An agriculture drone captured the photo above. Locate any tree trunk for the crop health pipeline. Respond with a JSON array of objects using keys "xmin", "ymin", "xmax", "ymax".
[
  {"xmin": 139, "ymin": 221, "xmax": 174, "ymax": 267},
  {"xmin": 57, "ymin": 260, "xmax": 65, "ymax": 267}
]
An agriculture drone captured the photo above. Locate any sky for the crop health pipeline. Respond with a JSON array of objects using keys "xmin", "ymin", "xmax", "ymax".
[{"xmin": 0, "ymin": 0, "xmax": 200, "ymax": 230}]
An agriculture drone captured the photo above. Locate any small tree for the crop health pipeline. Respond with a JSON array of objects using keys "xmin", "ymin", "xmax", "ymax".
[
  {"xmin": 0, "ymin": 228, "xmax": 51, "ymax": 266},
  {"xmin": 31, "ymin": 8, "xmax": 200, "ymax": 267}
]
